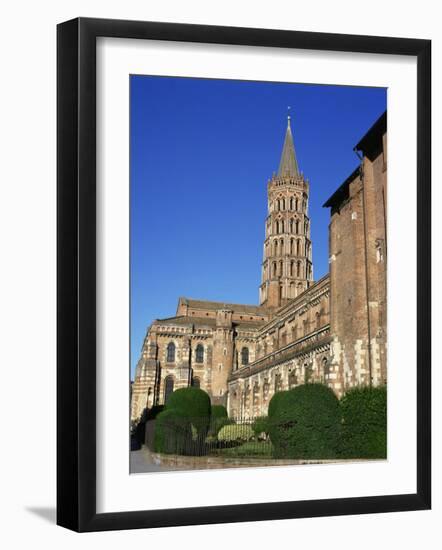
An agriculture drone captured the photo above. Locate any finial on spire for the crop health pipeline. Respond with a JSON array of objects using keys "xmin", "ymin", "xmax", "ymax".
[{"xmin": 277, "ymin": 107, "xmax": 300, "ymax": 177}]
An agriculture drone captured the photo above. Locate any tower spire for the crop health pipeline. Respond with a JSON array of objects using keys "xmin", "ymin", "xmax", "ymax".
[
  {"xmin": 259, "ymin": 111, "xmax": 313, "ymax": 308},
  {"xmin": 278, "ymin": 109, "xmax": 300, "ymax": 177}
]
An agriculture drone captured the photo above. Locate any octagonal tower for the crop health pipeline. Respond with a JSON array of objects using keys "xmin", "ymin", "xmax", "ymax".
[{"xmin": 259, "ymin": 114, "xmax": 313, "ymax": 309}]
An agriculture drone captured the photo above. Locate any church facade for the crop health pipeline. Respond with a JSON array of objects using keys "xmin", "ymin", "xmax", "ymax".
[{"xmin": 131, "ymin": 111, "xmax": 387, "ymax": 422}]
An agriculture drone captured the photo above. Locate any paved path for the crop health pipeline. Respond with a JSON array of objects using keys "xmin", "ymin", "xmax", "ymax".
[{"xmin": 130, "ymin": 447, "xmax": 177, "ymax": 474}]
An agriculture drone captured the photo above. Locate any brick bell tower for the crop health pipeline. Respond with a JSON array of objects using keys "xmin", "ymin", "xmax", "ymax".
[{"xmin": 259, "ymin": 112, "xmax": 313, "ymax": 309}]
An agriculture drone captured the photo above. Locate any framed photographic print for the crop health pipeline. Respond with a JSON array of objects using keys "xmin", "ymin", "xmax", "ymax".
[{"xmin": 57, "ymin": 17, "xmax": 431, "ymax": 532}]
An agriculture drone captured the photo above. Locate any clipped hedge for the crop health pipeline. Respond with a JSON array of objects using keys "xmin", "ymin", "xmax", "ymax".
[
  {"xmin": 166, "ymin": 387, "xmax": 211, "ymax": 437},
  {"xmin": 268, "ymin": 383, "xmax": 341, "ymax": 459},
  {"xmin": 153, "ymin": 387, "xmax": 213, "ymax": 455},
  {"xmin": 145, "ymin": 404, "xmax": 165, "ymax": 421},
  {"xmin": 218, "ymin": 424, "xmax": 254, "ymax": 443},
  {"xmin": 252, "ymin": 416, "xmax": 270, "ymax": 438},
  {"xmin": 153, "ymin": 409, "xmax": 192, "ymax": 455},
  {"xmin": 339, "ymin": 385, "xmax": 387, "ymax": 459},
  {"xmin": 209, "ymin": 404, "xmax": 230, "ymax": 437},
  {"xmin": 132, "ymin": 405, "xmax": 165, "ymax": 447},
  {"xmin": 211, "ymin": 404, "xmax": 228, "ymax": 419},
  {"xmin": 267, "ymin": 390, "xmax": 288, "ymax": 418}
]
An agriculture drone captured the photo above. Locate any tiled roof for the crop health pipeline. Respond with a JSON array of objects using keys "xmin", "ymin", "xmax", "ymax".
[
  {"xmin": 155, "ymin": 316, "xmax": 216, "ymax": 327},
  {"xmin": 180, "ymin": 297, "xmax": 268, "ymax": 315},
  {"xmin": 153, "ymin": 316, "xmax": 264, "ymax": 331}
]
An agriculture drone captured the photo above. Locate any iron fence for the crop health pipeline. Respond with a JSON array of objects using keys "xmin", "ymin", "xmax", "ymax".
[{"xmin": 146, "ymin": 416, "xmax": 278, "ymax": 458}]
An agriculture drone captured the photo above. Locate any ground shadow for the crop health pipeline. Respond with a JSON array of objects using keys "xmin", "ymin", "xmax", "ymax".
[{"xmin": 26, "ymin": 506, "xmax": 56, "ymax": 524}]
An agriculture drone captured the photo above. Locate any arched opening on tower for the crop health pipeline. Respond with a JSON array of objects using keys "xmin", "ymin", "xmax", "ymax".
[
  {"xmin": 166, "ymin": 341, "xmax": 176, "ymax": 363},
  {"xmin": 195, "ymin": 344, "xmax": 204, "ymax": 363},
  {"xmin": 164, "ymin": 375, "xmax": 174, "ymax": 404}
]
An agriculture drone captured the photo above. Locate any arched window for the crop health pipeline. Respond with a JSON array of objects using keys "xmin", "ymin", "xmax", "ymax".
[
  {"xmin": 166, "ymin": 342, "xmax": 175, "ymax": 362},
  {"xmin": 263, "ymin": 380, "xmax": 270, "ymax": 402},
  {"xmin": 295, "ymin": 220, "xmax": 299, "ymax": 233},
  {"xmin": 289, "ymin": 218, "xmax": 294, "ymax": 233},
  {"xmin": 295, "ymin": 198, "xmax": 298, "ymax": 211},
  {"xmin": 273, "ymin": 240, "xmax": 278, "ymax": 256},
  {"xmin": 297, "ymin": 239, "xmax": 301, "ymax": 255},
  {"xmin": 241, "ymin": 347, "xmax": 249, "ymax": 365},
  {"xmin": 275, "ymin": 220, "xmax": 279, "ymax": 234},
  {"xmin": 316, "ymin": 311, "xmax": 321, "ymax": 329},
  {"xmin": 164, "ymin": 375, "xmax": 174, "ymax": 403},
  {"xmin": 280, "ymin": 238, "xmax": 284, "ymax": 255},
  {"xmin": 290, "ymin": 261, "xmax": 294, "ymax": 277},
  {"xmin": 279, "ymin": 285, "xmax": 283, "ymax": 301},
  {"xmin": 274, "ymin": 373, "xmax": 282, "ymax": 393},
  {"xmin": 322, "ymin": 357, "xmax": 329, "ymax": 378},
  {"xmin": 195, "ymin": 344, "xmax": 204, "ymax": 363},
  {"xmin": 281, "ymin": 220, "xmax": 285, "ymax": 233},
  {"xmin": 282, "ymin": 198, "xmax": 285, "ymax": 210},
  {"xmin": 290, "ymin": 238, "xmax": 294, "ymax": 254},
  {"xmin": 191, "ymin": 376, "xmax": 200, "ymax": 389},
  {"xmin": 279, "ymin": 260, "xmax": 283, "ymax": 276},
  {"xmin": 303, "ymin": 319, "xmax": 308, "ymax": 336},
  {"xmin": 272, "ymin": 262, "xmax": 277, "ymax": 277},
  {"xmin": 297, "ymin": 261, "xmax": 301, "ymax": 277},
  {"xmin": 288, "ymin": 371, "xmax": 297, "ymax": 389},
  {"xmin": 290, "ymin": 197, "xmax": 294, "ymax": 210}
]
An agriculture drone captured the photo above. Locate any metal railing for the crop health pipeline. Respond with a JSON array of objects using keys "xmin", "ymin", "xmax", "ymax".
[{"xmin": 146, "ymin": 416, "xmax": 277, "ymax": 458}]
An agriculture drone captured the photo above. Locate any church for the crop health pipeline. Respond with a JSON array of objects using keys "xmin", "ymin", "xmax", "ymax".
[{"xmin": 131, "ymin": 111, "xmax": 387, "ymax": 422}]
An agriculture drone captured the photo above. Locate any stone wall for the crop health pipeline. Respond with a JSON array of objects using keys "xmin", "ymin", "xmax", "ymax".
[
  {"xmin": 326, "ymin": 114, "xmax": 387, "ymax": 393},
  {"xmin": 227, "ymin": 276, "xmax": 331, "ymax": 416},
  {"xmin": 131, "ymin": 276, "xmax": 331, "ymax": 422}
]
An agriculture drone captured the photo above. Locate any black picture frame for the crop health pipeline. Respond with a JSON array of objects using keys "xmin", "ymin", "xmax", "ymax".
[{"xmin": 57, "ymin": 17, "xmax": 431, "ymax": 532}]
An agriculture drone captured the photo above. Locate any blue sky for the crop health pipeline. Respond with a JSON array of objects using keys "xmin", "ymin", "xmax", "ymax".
[{"xmin": 130, "ymin": 76, "xmax": 386, "ymax": 378}]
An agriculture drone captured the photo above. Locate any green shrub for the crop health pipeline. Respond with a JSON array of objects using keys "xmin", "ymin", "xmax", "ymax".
[
  {"xmin": 252, "ymin": 416, "xmax": 270, "ymax": 438},
  {"xmin": 166, "ymin": 387, "xmax": 211, "ymax": 437},
  {"xmin": 267, "ymin": 391, "xmax": 288, "ymax": 417},
  {"xmin": 339, "ymin": 386, "xmax": 387, "ymax": 459},
  {"xmin": 218, "ymin": 424, "xmax": 254, "ymax": 443},
  {"xmin": 216, "ymin": 441, "xmax": 274, "ymax": 458},
  {"xmin": 211, "ymin": 404, "xmax": 228, "ymax": 419},
  {"xmin": 209, "ymin": 404, "xmax": 230, "ymax": 436},
  {"xmin": 145, "ymin": 405, "xmax": 165, "ymax": 421},
  {"xmin": 132, "ymin": 406, "xmax": 165, "ymax": 446},
  {"xmin": 156, "ymin": 387, "xmax": 212, "ymax": 455},
  {"xmin": 268, "ymin": 383, "xmax": 341, "ymax": 459},
  {"xmin": 153, "ymin": 409, "xmax": 192, "ymax": 454}
]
